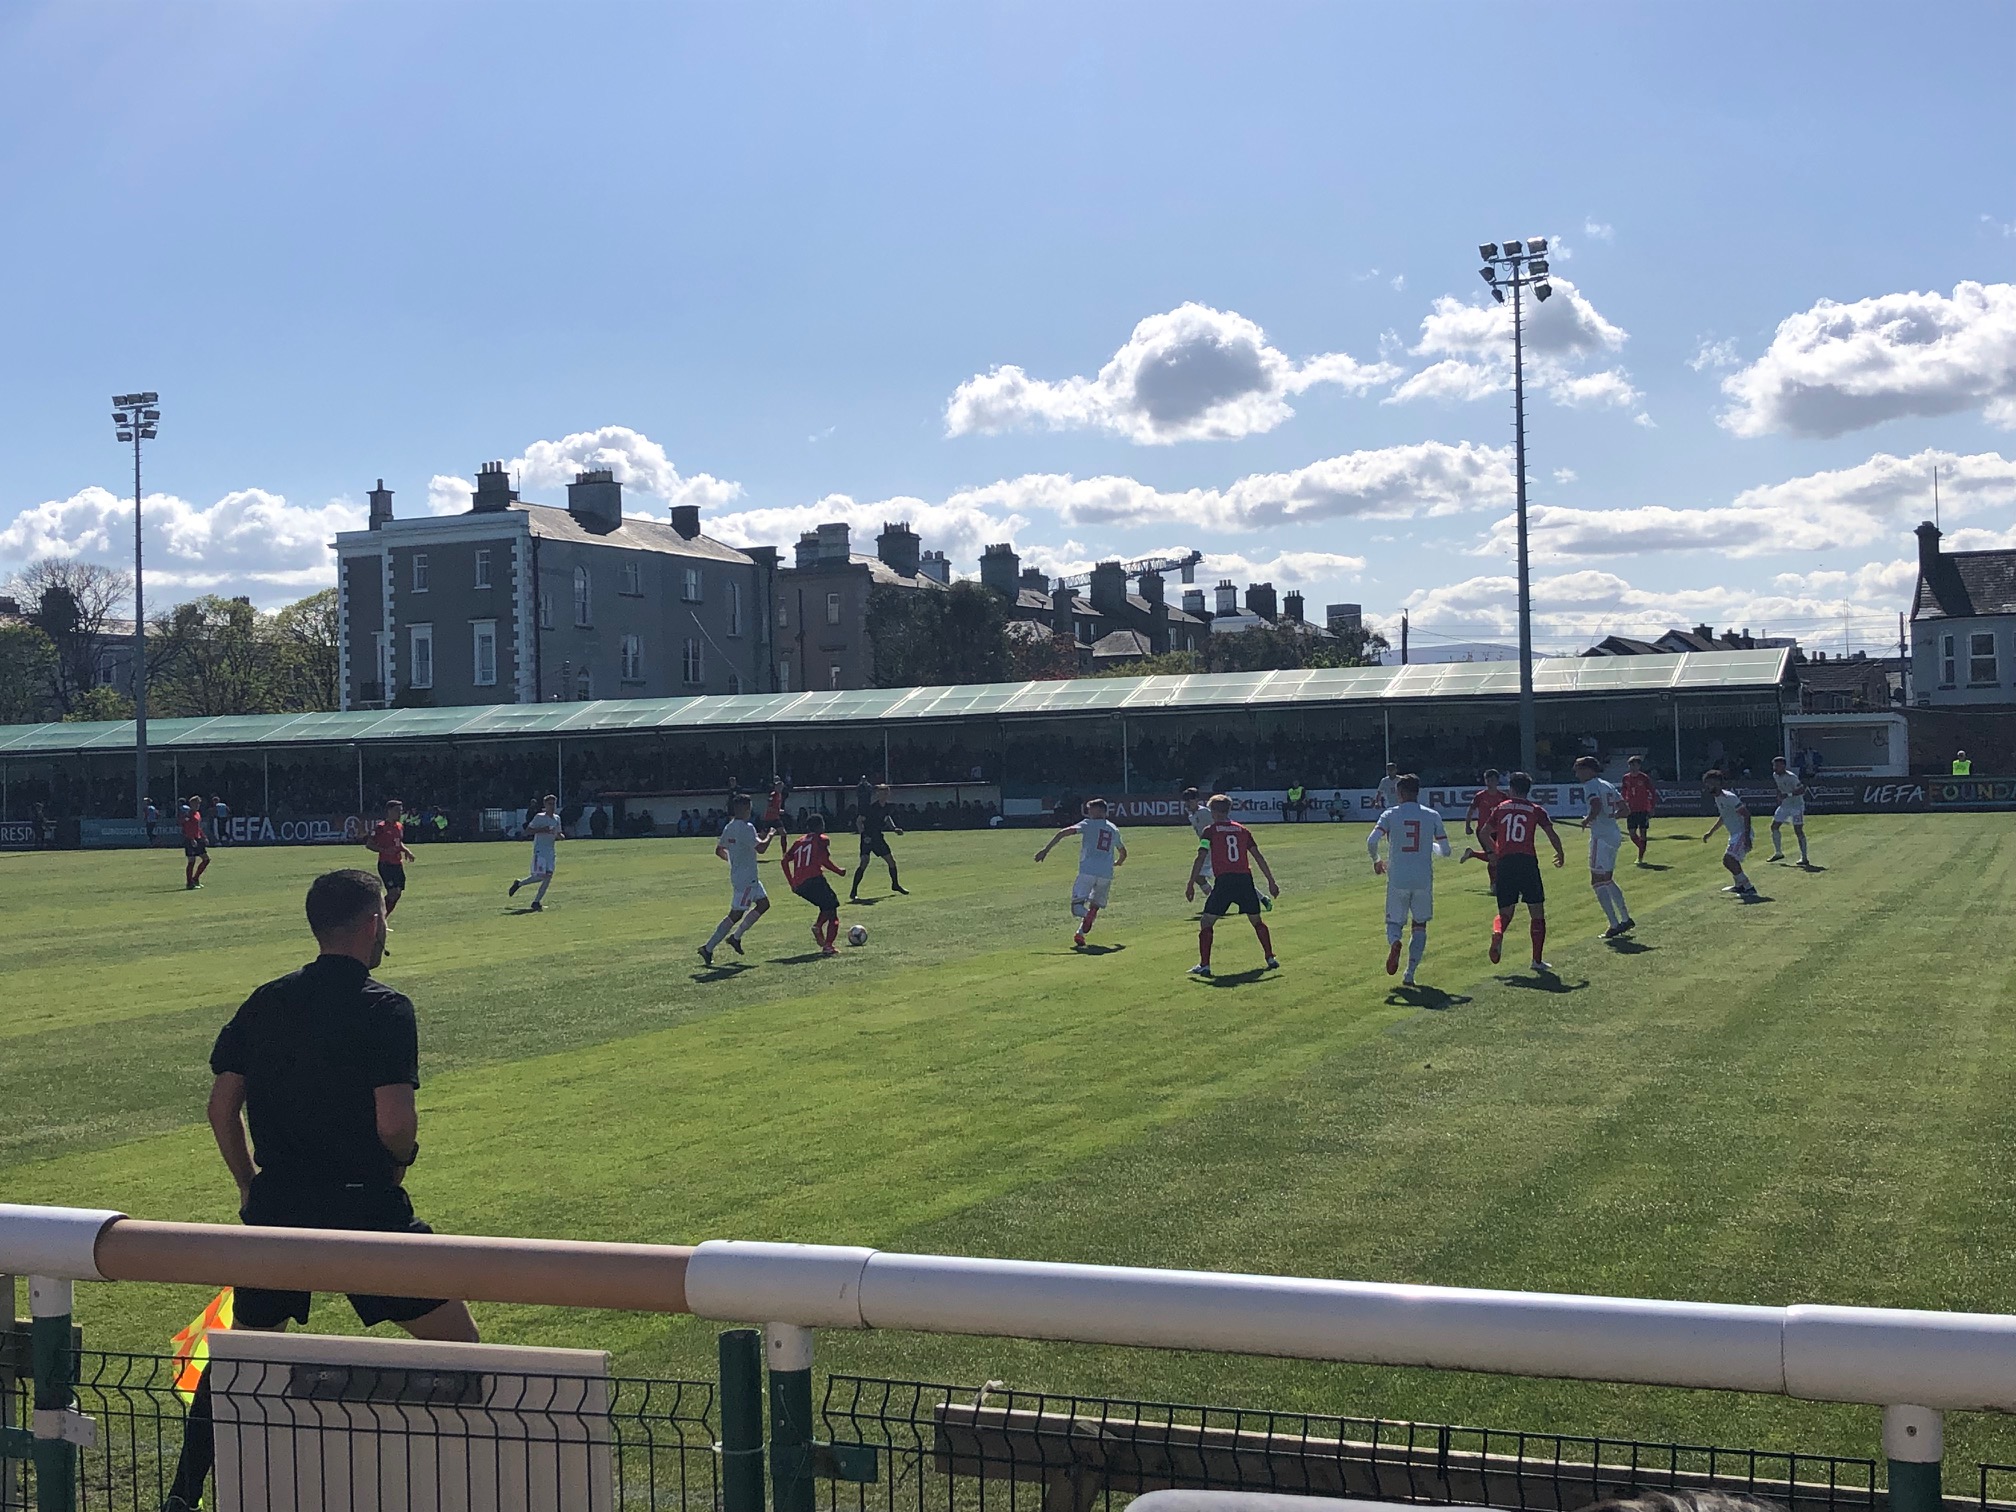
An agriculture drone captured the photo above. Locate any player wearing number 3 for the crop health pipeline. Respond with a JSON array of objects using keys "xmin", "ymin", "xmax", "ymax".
[{"xmin": 1368, "ymin": 774, "xmax": 1450, "ymax": 986}]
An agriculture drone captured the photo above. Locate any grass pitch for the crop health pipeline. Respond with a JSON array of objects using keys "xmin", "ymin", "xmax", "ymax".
[{"xmin": 5, "ymin": 815, "xmax": 2016, "ymax": 1468}]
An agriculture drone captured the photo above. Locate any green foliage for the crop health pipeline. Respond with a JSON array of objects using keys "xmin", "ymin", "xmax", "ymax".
[
  {"xmin": 1005, "ymin": 627, "xmax": 1083, "ymax": 681},
  {"xmin": 143, "ymin": 588, "xmax": 345, "ymax": 718},
  {"xmin": 268, "ymin": 588, "xmax": 341, "ymax": 711},
  {"xmin": 3, "ymin": 557, "xmax": 133, "ymax": 714},
  {"xmin": 0, "ymin": 620, "xmax": 60, "ymax": 722},
  {"xmin": 62, "ymin": 685, "xmax": 135, "ymax": 722},
  {"xmin": 1093, "ymin": 621, "xmax": 1391, "ymax": 677},
  {"xmin": 867, "ymin": 581, "xmax": 1011, "ymax": 687}
]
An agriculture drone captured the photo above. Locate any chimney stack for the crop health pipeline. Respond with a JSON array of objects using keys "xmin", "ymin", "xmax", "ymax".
[
  {"xmin": 1053, "ymin": 581, "xmax": 1077, "ymax": 643},
  {"xmin": 669, "ymin": 504, "xmax": 701, "ymax": 539},
  {"xmin": 816, "ymin": 523, "xmax": 851, "ymax": 561},
  {"xmin": 1283, "ymin": 591, "xmax": 1305, "ymax": 625},
  {"xmin": 1246, "ymin": 582, "xmax": 1278, "ymax": 622},
  {"xmin": 918, "ymin": 550, "xmax": 951, "ymax": 585},
  {"xmin": 1182, "ymin": 587, "xmax": 1206, "ymax": 617},
  {"xmin": 1137, "ymin": 569, "xmax": 1166, "ymax": 608},
  {"xmin": 1327, "ymin": 603, "xmax": 1363, "ymax": 634},
  {"xmin": 1916, "ymin": 520, "xmax": 1943, "ymax": 583},
  {"xmin": 795, "ymin": 531, "xmax": 820, "ymax": 570},
  {"xmin": 979, "ymin": 543, "xmax": 1021, "ymax": 597},
  {"xmin": 1089, "ymin": 561, "xmax": 1128, "ymax": 614},
  {"xmin": 367, "ymin": 479, "xmax": 394, "ymax": 530},
  {"xmin": 1214, "ymin": 579, "xmax": 1239, "ymax": 617},
  {"xmin": 472, "ymin": 460, "xmax": 516, "ymax": 513},
  {"xmin": 877, "ymin": 521, "xmax": 921, "ymax": 578},
  {"xmin": 567, "ymin": 468, "xmax": 623, "ymax": 533},
  {"xmin": 1019, "ymin": 567, "xmax": 1048, "ymax": 592}
]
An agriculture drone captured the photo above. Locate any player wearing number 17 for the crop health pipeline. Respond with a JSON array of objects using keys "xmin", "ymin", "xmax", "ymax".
[
  {"xmin": 1368, "ymin": 775, "xmax": 1450, "ymax": 986},
  {"xmin": 1186, "ymin": 795, "xmax": 1281, "ymax": 977}
]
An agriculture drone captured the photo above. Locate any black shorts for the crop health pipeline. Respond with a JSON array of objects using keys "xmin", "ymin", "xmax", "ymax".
[
  {"xmin": 234, "ymin": 1178, "xmax": 443, "ymax": 1329},
  {"xmin": 183, "ymin": 839, "xmax": 208, "ymax": 859},
  {"xmin": 1494, "ymin": 853, "xmax": 1545, "ymax": 909},
  {"xmin": 377, "ymin": 862, "xmax": 407, "ymax": 892},
  {"xmin": 793, "ymin": 877, "xmax": 840, "ymax": 913},
  {"xmin": 1203, "ymin": 871, "xmax": 1263, "ymax": 917},
  {"xmin": 859, "ymin": 833, "xmax": 892, "ymax": 859},
  {"xmin": 1627, "ymin": 811, "xmax": 1652, "ymax": 836}
]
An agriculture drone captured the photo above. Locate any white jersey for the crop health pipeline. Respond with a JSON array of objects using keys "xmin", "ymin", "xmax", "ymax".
[
  {"xmin": 1074, "ymin": 819, "xmax": 1123, "ymax": 878},
  {"xmin": 1369, "ymin": 802, "xmax": 1449, "ymax": 890},
  {"xmin": 1713, "ymin": 789, "xmax": 1749, "ymax": 836},
  {"xmin": 1376, "ymin": 777, "xmax": 1402, "ymax": 810},
  {"xmin": 719, "ymin": 818, "xmax": 762, "ymax": 889},
  {"xmin": 1774, "ymin": 770, "xmax": 1805, "ymax": 800},
  {"xmin": 1188, "ymin": 806, "xmax": 1214, "ymax": 875},
  {"xmin": 527, "ymin": 811, "xmax": 562, "ymax": 857},
  {"xmin": 1585, "ymin": 779, "xmax": 1625, "ymax": 843}
]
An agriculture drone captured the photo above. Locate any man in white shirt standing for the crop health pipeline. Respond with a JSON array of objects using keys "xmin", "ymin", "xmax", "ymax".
[
  {"xmin": 1367, "ymin": 774, "xmax": 1450, "ymax": 987},
  {"xmin": 701, "ymin": 794, "xmax": 773, "ymax": 966},
  {"xmin": 1701, "ymin": 771, "xmax": 1758, "ymax": 899},
  {"xmin": 1374, "ymin": 763, "xmax": 1402, "ymax": 812},
  {"xmin": 1767, "ymin": 755, "xmax": 1812, "ymax": 867},
  {"xmin": 508, "ymin": 795, "xmax": 564, "ymax": 911},
  {"xmin": 1034, "ymin": 797, "xmax": 1128, "ymax": 949},
  {"xmin": 1573, "ymin": 756, "xmax": 1636, "ymax": 940}
]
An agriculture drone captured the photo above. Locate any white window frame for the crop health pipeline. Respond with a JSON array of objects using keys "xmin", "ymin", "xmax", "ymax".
[
  {"xmin": 472, "ymin": 620, "xmax": 498, "ymax": 687},
  {"xmin": 621, "ymin": 633, "xmax": 643, "ymax": 682},
  {"xmin": 409, "ymin": 624, "xmax": 434, "ymax": 690},
  {"xmin": 1969, "ymin": 630, "xmax": 1998, "ymax": 686},
  {"xmin": 682, "ymin": 637, "xmax": 704, "ymax": 685},
  {"xmin": 826, "ymin": 592, "xmax": 841, "ymax": 626},
  {"xmin": 682, "ymin": 567, "xmax": 703, "ymax": 603},
  {"xmin": 573, "ymin": 566, "xmax": 592, "ymax": 627},
  {"xmin": 622, "ymin": 560, "xmax": 642, "ymax": 596},
  {"xmin": 373, "ymin": 631, "xmax": 391, "ymax": 697},
  {"xmin": 828, "ymin": 664, "xmax": 842, "ymax": 690},
  {"xmin": 539, "ymin": 592, "xmax": 553, "ymax": 630},
  {"xmin": 575, "ymin": 667, "xmax": 594, "ymax": 700},
  {"xmin": 474, "ymin": 549, "xmax": 491, "ymax": 589},
  {"xmin": 727, "ymin": 581, "xmax": 742, "ymax": 637},
  {"xmin": 1941, "ymin": 633, "xmax": 1957, "ymax": 687},
  {"xmin": 727, "ymin": 670, "xmax": 742, "ymax": 696},
  {"xmin": 777, "ymin": 599, "xmax": 789, "ymax": 628},
  {"xmin": 411, "ymin": 553, "xmax": 429, "ymax": 593}
]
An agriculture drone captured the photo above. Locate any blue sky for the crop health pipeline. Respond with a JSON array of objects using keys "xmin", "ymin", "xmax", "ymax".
[{"xmin": 4, "ymin": 1, "xmax": 2016, "ymax": 653}]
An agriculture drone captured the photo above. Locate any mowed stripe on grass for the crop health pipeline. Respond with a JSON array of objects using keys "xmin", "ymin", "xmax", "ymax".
[{"xmin": 6, "ymin": 817, "xmax": 2014, "ymax": 1466}]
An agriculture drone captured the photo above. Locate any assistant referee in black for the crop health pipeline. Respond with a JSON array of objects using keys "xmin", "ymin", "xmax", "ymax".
[{"xmin": 164, "ymin": 868, "xmax": 476, "ymax": 1511}]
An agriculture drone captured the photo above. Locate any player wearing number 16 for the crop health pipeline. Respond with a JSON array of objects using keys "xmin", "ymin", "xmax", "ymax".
[
  {"xmin": 1485, "ymin": 771, "xmax": 1565, "ymax": 974},
  {"xmin": 1368, "ymin": 775, "xmax": 1451, "ymax": 987}
]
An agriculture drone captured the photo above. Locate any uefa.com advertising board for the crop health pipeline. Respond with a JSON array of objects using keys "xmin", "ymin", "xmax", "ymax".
[{"xmin": 70, "ymin": 814, "xmax": 369, "ymax": 848}]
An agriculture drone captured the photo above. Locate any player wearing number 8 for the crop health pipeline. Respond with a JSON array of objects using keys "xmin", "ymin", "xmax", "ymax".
[
  {"xmin": 1185, "ymin": 795, "xmax": 1281, "ymax": 977},
  {"xmin": 1368, "ymin": 775, "xmax": 1450, "ymax": 986}
]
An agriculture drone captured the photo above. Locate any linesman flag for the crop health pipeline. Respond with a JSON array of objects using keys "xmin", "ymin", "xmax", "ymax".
[{"xmin": 169, "ymin": 1288, "xmax": 234, "ymax": 1403}]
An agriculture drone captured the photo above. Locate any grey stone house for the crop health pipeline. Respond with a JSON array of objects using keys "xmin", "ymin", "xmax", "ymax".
[
  {"xmin": 773, "ymin": 522, "xmax": 946, "ymax": 692},
  {"xmin": 334, "ymin": 463, "xmax": 779, "ymax": 709}
]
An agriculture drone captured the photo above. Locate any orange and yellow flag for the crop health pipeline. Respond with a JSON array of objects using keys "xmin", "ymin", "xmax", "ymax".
[{"xmin": 169, "ymin": 1287, "xmax": 234, "ymax": 1403}]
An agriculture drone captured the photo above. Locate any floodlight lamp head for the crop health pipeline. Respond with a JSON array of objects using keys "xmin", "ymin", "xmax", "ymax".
[
  {"xmin": 139, "ymin": 426, "xmax": 158, "ymax": 438},
  {"xmin": 113, "ymin": 391, "xmax": 156, "ymax": 408},
  {"xmin": 117, "ymin": 430, "xmax": 134, "ymax": 442},
  {"xmin": 1479, "ymin": 242, "xmax": 1498, "ymax": 260},
  {"xmin": 1503, "ymin": 237, "xmax": 1523, "ymax": 257},
  {"xmin": 1534, "ymin": 282, "xmax": 1553, "ymax": 302},
  {"xmin": 142, "ymin": 409, "xmax": 160, "ymax": 421},
  {"xmin": 1527, "ymin": 237, "xmax": 1547, "ymax": 254},
  {"xmin": 1480, "ymin": 267, "xmax": 1497, "ymax": 284},
  {"xmin": 1491, "ymin": 287, "xmax": 1507, "ymax": 304},
  {"xmin": 1529, "ymin": 259, "xmax": 1549, "ymax": 275}
]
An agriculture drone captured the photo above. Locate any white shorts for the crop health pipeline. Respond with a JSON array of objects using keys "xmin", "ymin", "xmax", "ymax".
[
  {"xmin": 1589, "ymin": 835, "xmax": 1621, "ymax": 876},
  {"xmin": 1385, "ymin": 884, "xmax": 1433, "ymax": 929},
  {"xmin": 732, "ymin": 880, "xmax": 768, "ymax": 911},
  {"xmin": 1725, "ymin": 834, "xmax": 1751, "ymax": 862},
  {"xmin": 1072, "ymin": 873, "xmax": 1113, "ymax": 914},
  {"xmin": 530, "ymin": 847, "xmax": 556, "ymax": 879},
  {"xmin": 1773, "ymin": 801, "xmax": 1805, "ymax": 825}
]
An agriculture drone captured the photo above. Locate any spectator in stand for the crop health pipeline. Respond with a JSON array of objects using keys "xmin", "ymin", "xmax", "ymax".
[{"xmin": 212, "ymin": 795, "xmax": 231, "ymax": 844}]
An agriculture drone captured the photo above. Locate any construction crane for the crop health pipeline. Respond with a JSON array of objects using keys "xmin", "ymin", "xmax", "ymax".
[{"xmin": 1051, "ymin": 550, "xmax": 1202, "ymax": 591}]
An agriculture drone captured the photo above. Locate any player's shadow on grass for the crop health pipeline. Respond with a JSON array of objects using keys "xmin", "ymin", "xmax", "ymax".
[
  {"xmin": 1738, "ymin": 892, "xmax": 1774, "ymax": 904},
  {"xmin": 1074, "ymin": 943, "xmax": 1126, "ymax": 956},
  {"xmin": 503, "ymin": 905, "xmax": 545, "ymax": 916},
  {"xmin": 1632, "ymin": 863, "xmax": 1673, "ymax": 872},
  {"xmin": 845, "ymin": 896, "xmax": 883, "ymax": 906},
  {"xmin": 1386, "ymin": 985, "xmax": 1471, "ymax": 1010},
  {"xmin": 1604, "ymin": 938, "xmax": 1656, "ymax": 955},
  {"xmin": 1195, "ymin": 967, "xmax": 1270, "ymax": 987},
  {"xmin": 1498, "ymin": 973, "xmax": 1590, "ymax": 994},
  {"xmin": 692, "ymin": 963, "xmax": 752, "ymax": 983},
  {"xmin": 771, "ymin": 951, "xmax": 832, "ymax": 965}
]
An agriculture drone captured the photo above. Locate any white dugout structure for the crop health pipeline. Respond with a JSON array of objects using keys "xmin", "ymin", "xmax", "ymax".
[{"xmin": 4, "ymin": 1203, "xmax": 2011, "ymax": 1512}]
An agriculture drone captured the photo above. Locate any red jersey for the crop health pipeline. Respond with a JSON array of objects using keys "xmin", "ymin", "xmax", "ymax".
[
  {"xmin": 764, "ymin": 786, "xmax": 788, "ymax": 823},
  {"xmin": 782, "ymin": 832, "xmax": 840, "ymax": 888},
  {"xmin": 1466, "ymin": 786, "xmax": 1509, "ymax": 832},
  {"xmin": 180, "ymin": 808, "xmax": 203, "ymax": 842},
  {"xmin": 1621, "ymin": 771, "xmax": 1658, "ymax": 814},
  {"xmin": 1487, "ymin": 796, "xmax": 1558, "ymax": 858},
  {"xmin": 365, "ymin": 819, "xmax": 405, "ymax": 858},
  {"xmin": 1203, "ymin": 820, "xmax": 1255, "ymax": 875}
]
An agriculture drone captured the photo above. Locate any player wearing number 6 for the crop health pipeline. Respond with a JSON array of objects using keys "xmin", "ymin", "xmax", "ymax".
[
  {"xmin": 1368, "ymin": 775, "xmax": 1450, "ymax": 986},
  {"xmin": 1186, "ymin": 795, "xmax": 1281, "ymax": 977}
]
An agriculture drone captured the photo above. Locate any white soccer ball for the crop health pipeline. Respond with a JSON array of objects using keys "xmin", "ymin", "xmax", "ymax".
[{"xmin": 847, "ymin": 924, "xmax": 868, "ymax": 947}]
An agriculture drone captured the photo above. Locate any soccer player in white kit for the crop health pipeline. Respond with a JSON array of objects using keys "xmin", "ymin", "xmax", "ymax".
[
  {"xmin": 1572, "ymin": 756, "xmax": 1636, "ymax": 939},
  {"xmin": 1034, "ymin": 797, "xmax": 1128, "ymax": 948},
  {"xmin": 1767, "ymin": 755, "xmax": 1812, "ymax": 866},
  {"xmin": 700, "ymin": 794, "xmax": 774, "ymax": 966},
  {"xmin": 1367, "ymin": 775, "xmax": 1450, "ymax": 986},
  {"xmin": 1181, "ymin": 786, "xmax": 1214, "ymax": 891},
  {"xmin": 1701, "ymin": 770, "xmax": 1757, "ymax": 899},
  {"xmin": 508, "ymin": 794, "xmax": 564, "ymax": 910},
  {"xmin": 1375, "ymin": 763, "xmax": 1402, "ymax": 812}
]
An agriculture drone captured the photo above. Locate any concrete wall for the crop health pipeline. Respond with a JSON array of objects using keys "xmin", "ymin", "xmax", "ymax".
[
  {"xmin": 384, "ymin": 536, "xmax": 521, "ymax": 706},
  {"xmin": 1911, "ymin": 615, "xmax": 2016, "ymax": 708},
  {"xmin": 776, "ymin": 564, "xmax": 875, "ymax": 691}
]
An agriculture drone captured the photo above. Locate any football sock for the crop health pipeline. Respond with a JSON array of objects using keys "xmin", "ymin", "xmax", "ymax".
[
  {"xmin": 385, "ymin": 892, "xmax": 401, "ymax": 917},
  {"xmin": 532, "ymin": 876, "xmax": 552, "ymax": 906},
  {"xmin": 885, "ymin": 861, "xmax": 901, "ymax": 887},
  {"xmin": 1408, "ymin": 926, "xmax": 1427, "ymax": 972},
  {"xmin": 1081, "ymin": 904, "xmax": 1099, "ymax": 935},
  {"xmin": 1797, "ymin": 834, "xmax": 1810, "ymax": 862},
  {"xmin": 1252, "ymin": 919, "xmax": 1274, "ymax": 957},
  {"xmin": 1530, "ymin": 917, "xmax": 1547, "ymax": 960},
  {"xmin": 1594, "ymin": 886, "xmax": 1619, "ymax": 925},
  {"xmin": 704, "ymin": 916, "xmax": 736, "ymax": 952},
  {"xmin": 1492, "ymin": 915, "xmax": 1506, "ymax": 938},
  {"xmin": 1606, "ymin": 882, "xmax": 1629, "ymax": 920},
  {"xmin": 1197, "ymin": 927, "xmax": 1213, "ymax": 969}
]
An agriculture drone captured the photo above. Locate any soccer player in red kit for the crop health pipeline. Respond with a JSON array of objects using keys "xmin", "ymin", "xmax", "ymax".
[
  {"xmin": 1184, "ymin": 795, "xmax": 1281, "ymax": 977},
  {"xmin": 1460, "ymin": 768, "xmax": 1509, "ymax": 882},
  {"xmin": 364, "ymin": 800, "xmax": 416, "ymax": 920},
  {"xmin": 180, "ymin": 794, "xmax": 211, "ymax": 890},
  {"xmin": 1485, "ymin": 771, "xmax": 1565, "ymax": 973},
  {"xmin": 782, "ymin": 814, "xmax": 847, "ymax": 954},
  {"xmin": 761, "ymin": 775, "xmax": 791, "ymax": 841},
  {"xmin": 1620, "ymin": 755, "xmax": 1657, "ymax": 863}
]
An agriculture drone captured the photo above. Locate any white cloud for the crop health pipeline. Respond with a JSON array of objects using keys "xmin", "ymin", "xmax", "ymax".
[
  {"xmin": 1553, "ymin": 468, "xmax": 1579, "ymax": 485},
  {"xmin": 1583, "ymin": 220, "xmax": 1615, "ymax": 243},
  {"xmin": 0, "ymin": 485, "xmax": 363, "ymax": 604},
  {"xmin": 1385, "ymin": 278, "xmax": 1645, "ymax": 417},
  {"xmin": 1473, "ymin": 448, "xmax": 2016, "ymax": 562},
  {"xmin": 507, "ymin": 425, "xmax": 742, "ymax": 509},
  {"xmin": 1688, "ymin": 337, "xmax": 1740, "ymax": 373},
  {"xmin": 1389, "ymin": 274, "xmax": 1407, "ymax": 292},
  {"xmin": 944, "ymin": 302, "xmax": 1400, "ymax": 444},
  {"xmin": 425, "ymin": 475, "xmax": 472, "ymax": 515},
  {"xmin": 706, "ymin": 497, "xmax": 1027, "ymax": 573},
  {"xmin": 1199, "ymin": 549, "xmax": 1366, "ymax": 585},
  {"xmin": 1719, "ymin": 280, "xmax": 2016, "ymax": 438}
]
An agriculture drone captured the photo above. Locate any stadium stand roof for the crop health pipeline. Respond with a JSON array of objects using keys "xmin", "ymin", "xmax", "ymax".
[{"xmin": 0, "ymin": 648, "xmax": 1790, "ymax": 759}]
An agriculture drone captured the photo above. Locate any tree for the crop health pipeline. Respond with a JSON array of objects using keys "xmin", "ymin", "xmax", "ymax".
[
  {"xmin": 867, "ymin": 582, "xmax": 1011, "ymax": 687},
  {"xmin": 1006, "ymin": 626, "xmax": 1083, "ymax": 681},
  {"xmin": 0, "ymin": 621, "xmax": 59, "ymax": 723},
  {"xmin": 149, "ymin": 595, "xmax": 280, "ymax": 717},
  {"xmin": 4, "ymin": 558, "xmax": 133, "ymax": 714},
  {"xmin": 268, "ymin": 588, "xmax": 341, "ymax": 711},
  {"xmin": 63, "ymin": 685, "xmax": 135, "ymax": 722}
]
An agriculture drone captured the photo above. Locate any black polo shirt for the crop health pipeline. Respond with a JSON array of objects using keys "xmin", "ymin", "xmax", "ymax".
[{"xmin": 210, "ymin": 955, "xmax": 419, "ymax": 1187}]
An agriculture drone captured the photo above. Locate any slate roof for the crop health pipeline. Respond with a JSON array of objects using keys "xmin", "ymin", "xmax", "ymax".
[{"xmin": 1914, "ymin": 548, "xmax": 2016, "ymax": 620}]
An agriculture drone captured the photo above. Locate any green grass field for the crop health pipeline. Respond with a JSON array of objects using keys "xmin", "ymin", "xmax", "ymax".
[{"xmin": 6, "ymin": 815, "xmax": 2016, "ymax": 1470}]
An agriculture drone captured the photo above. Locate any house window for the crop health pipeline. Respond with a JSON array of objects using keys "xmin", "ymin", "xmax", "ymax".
[
  {"xmin": 777, "ymin": 599, "xmax": 789, "ymax": 628},
  {"xmin": 825, "ymin": 592, "xmax": 841, "ymax": 626},
  {"xmin": 474, "ymin": 549, "xmax": 491, "ymax": 589},
  {"xmin": 411, "ymin": 553, "xmax": 429, "ymax": 592},
  {"xmin": 539, "ymin": 592, "xmax": 553, "ymax": 630},
  {"xmin": 373, "ymin": 631, "xmax": 391, "ymax": 697},
  {"xmin": 727, "ymin": 671, "xmax": 743, "ymax": 696},
  {"xmin": 95, "ymin": 660, "xmax": 116, "ymax": 687},
  {"xmin": 620, "ymin": 634, "xmax": 643, "ymax": 681},
  {"xmin": 409, "ymin": 624, "xmax": 434, "ymax": 690},
  {"xmin": 573, "ymin": 566, "xmax": 591, "ymax": 627},
  {"xmin": 1941, "ymin": 634, "xmax": 1956, "ymax": 687},
  {"xmin": 727, "ymin": 581, "xmax": 742, "ymax": 637},
  {"xmin": 472, "ymin": 620, "xmax": 497, "ymax": 687},
  {"xmin": 1969, "ymin": 631, "xmax": 1997, "ymax": 686},
  {"xmin": 828, "ymin": 664, "xmax": 842, "ymax": 690},
  {"xmin": 683, "ymin": 567, "xmax": 703, "ymax": 603},
  {"xmin": 777, "ymin": 661, "xmax": 791, "ymax": 692},
  {"xmin": 682, "ymin": 637, "xmax": 704, "ymax": 684},
  {"xmin": 575, "ymin": 668, "xmax": 593, "ymax": 700},
  {"xmin": 622, "ymin": 561, "xmax": 642, "ymax": 596}
]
